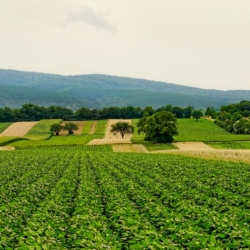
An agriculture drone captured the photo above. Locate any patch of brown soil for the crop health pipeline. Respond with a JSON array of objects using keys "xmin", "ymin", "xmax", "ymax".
[
  {"xmin": 0, "ymin": 122, "xmax": 37, "ymax": 137},
  {"xmin": 0, "ymin": 146, "xmax": 15, "ymax": 150},
  {"xmin": 89, "ymin": 121, "xmax": 97, "ymax": 134},
  {"xmin": 173, "ymin": 142, "xmax": 214, "ymax": 150},
  {"xmin": 59, "ymin": 121, "xmax": 85, "ymax": 135}
]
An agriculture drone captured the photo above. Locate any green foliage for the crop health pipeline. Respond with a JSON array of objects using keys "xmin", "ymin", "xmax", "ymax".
[
  {"xmin": 24, "ymin": 119, "xmax": 62, "ymax": 140},
  {"xmin": 138, "ymin": 111, "xmax": 178, "ymax": 143},
  {"xmin": 175, "ymin": 118, "xmax": 250, "ymax": 141},
  {"xmin": 63, "ymin": 122, "xmax": 79, "ymax": 135},
  {"xmin": 50, "ymin": 123, "xmax": 63, "ymax": 136},
  {"xmin": 0, "ymin": 122, "xmax": 12, "ymax": 133},
  {"xmin": 192, "ymin": 109, "xmax": 203, "ymax": 121},
  {"xmin": 1, "ymin": 150, "xmax": 250, "ymax": 248},
  {"xmin": 110, "ymin": 122, "xmax": 134, "ymax": 139},
  {"xmin": 131, "ymin": 119, "xmax": 144, "ymax": 143}
]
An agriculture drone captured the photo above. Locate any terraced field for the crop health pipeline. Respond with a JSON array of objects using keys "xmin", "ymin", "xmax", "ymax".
[{"xmin": 1, "ymin": 150, "xmax": 250, "ymax": 249}]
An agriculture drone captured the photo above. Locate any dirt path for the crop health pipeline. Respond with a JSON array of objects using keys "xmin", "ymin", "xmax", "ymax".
[
  {"xmin": 0, "ymin": 122, "xmax": 37, "ymax": 137},
  {"xmin": 60, "ymin": 121, "xmax": 85, "ymax": 135},
  {"xmin": 87, "ymin": 119, "xmax": 132, "ymax": 145},
  {"xmin": 0, "ymin": 146, "xmax": 15, "ymax": 150},
  {"xmin": 89, "ymin": 121, "xmax": 97, "ymax": 134},
  {"xmin": 173, "ymin": 142, "xmax": 214, "ymax": 150}
]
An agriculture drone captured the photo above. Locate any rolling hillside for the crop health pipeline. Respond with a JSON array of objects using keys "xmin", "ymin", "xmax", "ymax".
[{"xmin": 0, "ymin": 68, "xmax": 249, "ymax": 109}]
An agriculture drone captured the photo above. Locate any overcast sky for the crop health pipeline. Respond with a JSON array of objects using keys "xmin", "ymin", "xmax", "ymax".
[{"xmin": 1, "ymin": 0, "xmax": 250, "ymax": 90}]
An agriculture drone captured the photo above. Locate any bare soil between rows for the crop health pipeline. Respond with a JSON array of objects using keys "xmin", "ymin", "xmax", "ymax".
[{"xmin": 0, "ymin": 122, "xmax": 37, "ymax": 137}]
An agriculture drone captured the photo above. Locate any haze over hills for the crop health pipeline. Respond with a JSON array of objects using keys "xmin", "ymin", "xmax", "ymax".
[{"xmin": 0, "ymin": 68, "xmax": 249, "ymax": 110}]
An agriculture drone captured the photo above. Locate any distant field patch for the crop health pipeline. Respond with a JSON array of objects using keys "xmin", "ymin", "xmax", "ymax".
[
  {"xmin": 94, "ymin": 120, "xmax": 108, "ymax": 136},
  {"xmin": 81, "ymin": 121, "xmax": 93, "ymax": 134},
  {"xmin": 0, "ymin": 123, "xmax": 13, "ymax": 134},
  {"xmin": 0, "ymin": 122, "xmax": 37, "ymax": 137},
  {"xmin": 144, "ymin": 143, "xmax": 177, "ymax": 151},
  {"xmin": 9, "ymin": 134, "xmax": 102, "ymax": 148},
  {"xmin": 208, "ymin": 141, "xmax": 250, "ymax": 149},
  {"xmin": 175, "ymin": 118, "xmax": 250, "ymax": 142},
  {"xmin": 24, "ymin": 119, "xmax": 62, "ymax": 140}
]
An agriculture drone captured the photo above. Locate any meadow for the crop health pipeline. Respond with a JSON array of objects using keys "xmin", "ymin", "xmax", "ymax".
[
  {"xmin": 175, "ymin": 118, "xmax": 250, "ymax": 142},
  {"xmin": 1, "ymin": 150, "xmax": 250, "ymax": 249}
]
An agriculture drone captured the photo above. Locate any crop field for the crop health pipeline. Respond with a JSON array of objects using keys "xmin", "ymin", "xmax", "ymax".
[
  {"xmin": 0, "ymin": 136, "xmax": 24, "ymax": 146},
  {"xmin": 8, "ymin": 135, "xmax": 103, "ymax": 148},
  {"xmin": 1, "ymin": 150, "xmax": 250, "ymax": 249},
  {"xmin": 94, "ymin": 120, "xmax": 108, "ymax": 136},
  {"xmin": 24, "ymin": 119, "xmax": 62, "ymax": 140},
  {"xmin": 175, "ymin": 118, "xmax": 250, "ymax": 142},
  {"xmin": 208, "ymin": 141, "xmax": 250, "ymax": 149},
  {"xmin": 0, "ymin": 122, "xmax": 12, "ymax": 134},
  {"xmin": 81, "ymin": 121, "xmax": 93, "ymax": 134},
  {"xmin": 143, "ymin": 142, "xmax": 177, "ymax": 151}
]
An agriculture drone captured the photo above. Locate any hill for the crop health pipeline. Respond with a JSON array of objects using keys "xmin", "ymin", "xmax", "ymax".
[{"xmin": 1, "ymin": 68, "xmax": 250, "ymax": 109}]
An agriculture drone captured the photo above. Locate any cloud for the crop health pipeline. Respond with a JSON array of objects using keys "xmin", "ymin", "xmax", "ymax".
[{"xmin": 62, "ymin": 5, "xmax": 117, "ymax": 33}]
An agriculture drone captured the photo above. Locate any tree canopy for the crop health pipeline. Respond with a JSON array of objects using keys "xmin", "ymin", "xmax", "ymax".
[
  {"xmin": 63, "ymin": 122, "xmax": 79, "ymax": 135},
  {"xmin": 137, "ymin": 111, "xmax": 178, "ymax": 143},
  {"xmin": 192, "ymin": 110, "xmax": 203, "ymax": 121},
  {"xmin": 110, "ymin": 122, "xmax": 134, "ymax": 139},
  {"xmin": 50, "ymin": 123, "xmax": 63, "ymax": 136}
]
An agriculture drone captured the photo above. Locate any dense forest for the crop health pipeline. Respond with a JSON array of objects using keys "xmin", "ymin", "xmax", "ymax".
[
  {"xmin": 1, "ymin": 69, "xmax": 250, "ymax": 109},
  {"xmin": 0, "ymin": 103, "xmax": 193, "ymax": 122},
  {"xmin": 215, "ymin": 100, "xmax": 250, "ymax": 134}
]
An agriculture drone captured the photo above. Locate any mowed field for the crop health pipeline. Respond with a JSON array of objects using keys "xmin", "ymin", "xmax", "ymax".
[{"xmin": 1, "ymin": 150, "xmax": 250, "ymax": 248}]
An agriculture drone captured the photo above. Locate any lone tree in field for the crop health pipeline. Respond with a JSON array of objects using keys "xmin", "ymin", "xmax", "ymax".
[
  {"xmin": 192, "ymin": 110, "xmax": 203, "ymax": 121},
  {"xmin": 137, "ymin": 111, "xmax": 178, "ymax": 143},
  {"xmin": 110, "ymin": 122, "xmax": 134, "ymax": 139},
  {"xmin": 50, "ymin": 123, "xmax": 63, "ymax": 136},
  {"xmin": 63, "ymin": 122, "xmax": 79, "ymax": 135}
]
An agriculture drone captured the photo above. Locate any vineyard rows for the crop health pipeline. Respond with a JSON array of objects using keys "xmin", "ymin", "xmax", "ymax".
[{"xmin": 1, "ymin": 150, "xmax": 250, "ymax": 249}]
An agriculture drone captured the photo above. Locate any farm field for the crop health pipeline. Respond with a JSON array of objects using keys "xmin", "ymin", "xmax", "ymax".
[
  {"xmin": 0, "ymin": 136, "xmax": 24, "ymax": 146},
  {"xmin": 59, "ymin": 121, "xmax": 85, "ymax": 135},
  {"xmin": 1, "ymin": 150, "xmax": 250, "ymax": 248},
  {"xmin": 208, "ymin": 141, "xmax": 250, "ymax": 149},
  {"xmin": 81, "ymin": 121, "xmax": 94, "ymax": 134},
  {"xmin": 24, "ymin": 119, "xmax": 62, "ymax": 140},
  {"xmin": 0, "ymin": 122, "xmax": 37, "ymax": 137},
  {"xmin": 0, "ymin": 122, "xmax": 13, "ymax": 134},
  {"xmin": 175, "ymin": 118, "xmax": 250, "ymax": 142},
  {"xmin": 8, "ymin": 135, "xmax": 103, "ymax": 148}
]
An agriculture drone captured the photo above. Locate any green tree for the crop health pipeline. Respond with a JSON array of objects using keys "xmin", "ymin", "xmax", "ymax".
[
  {"xmin": 192, "ymin": 110, "xmax": 203, "ymax": 121},
  {"xmin": 50, "ymin": 123, "xmax": 63, "ymax": 136},
  {"xmin": 137, "ymin": 111, "xmax": 178, "ymax": 143},
  {"xmin": 110, "ymin": 122, "xmax": 134, "ymax": 139},
  {"xmin": 63, "ymin": 122, "xmax": 79, "ymax": 135}
]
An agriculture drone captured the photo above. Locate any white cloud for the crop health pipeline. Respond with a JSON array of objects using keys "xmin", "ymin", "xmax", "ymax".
[{"xmin": 62, "ymin": 4, "xmax": 117, "ymax": 33}]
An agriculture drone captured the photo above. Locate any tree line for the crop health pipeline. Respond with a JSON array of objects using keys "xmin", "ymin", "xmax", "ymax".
[
  {"xmin": 214, "ymin": 100, "xmax": 250, "ymax": 134},
  {"xmin": 0, "ymin": 103, "xmax": 194, "ymax": 122}
]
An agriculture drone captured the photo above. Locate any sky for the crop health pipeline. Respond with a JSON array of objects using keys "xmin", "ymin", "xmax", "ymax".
[{"xmin": 0, "ymin": 0, "xmax": 250, "ymax": 90}]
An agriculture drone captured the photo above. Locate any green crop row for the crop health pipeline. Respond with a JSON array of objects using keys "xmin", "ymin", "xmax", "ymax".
[
  {"xmin": 0, "ymin": 136, "xmax": 25, "ymax": 146},
  {"xmin": 1, "ymin": 150, "xmax": 250, "ymax": 248}
]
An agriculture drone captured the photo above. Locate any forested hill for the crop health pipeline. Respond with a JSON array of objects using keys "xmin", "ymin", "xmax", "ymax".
[{"xmin": 0, "ymin": 68, "xmax": 249, "ymax": 110}]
